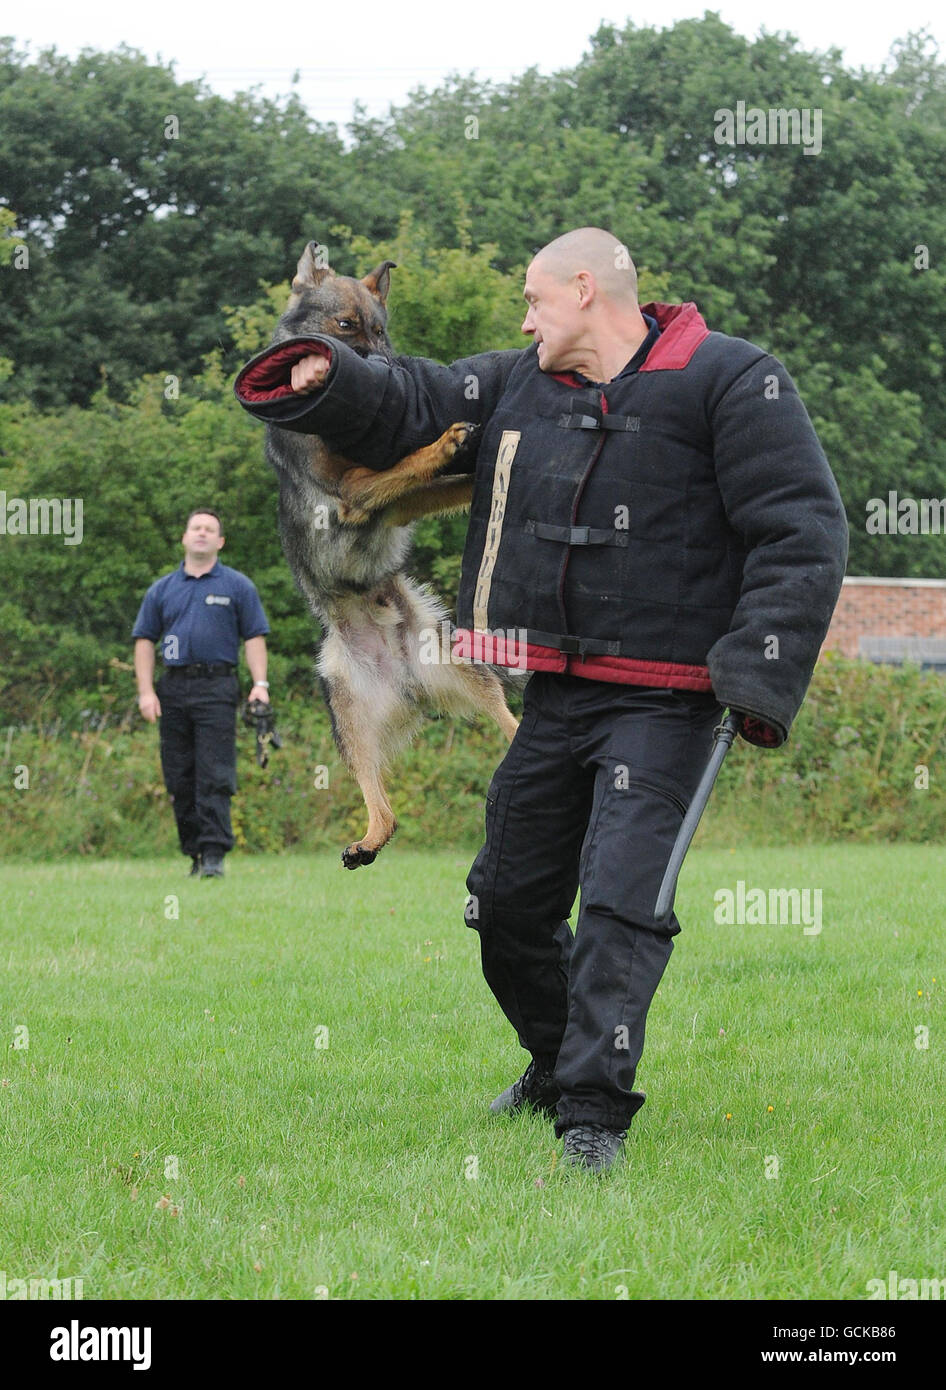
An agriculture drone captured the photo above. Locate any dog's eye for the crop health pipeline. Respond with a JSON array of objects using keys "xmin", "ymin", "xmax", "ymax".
[{"xmin": 335, "ymin": 318, "xmax": 355, "ymax": 330}]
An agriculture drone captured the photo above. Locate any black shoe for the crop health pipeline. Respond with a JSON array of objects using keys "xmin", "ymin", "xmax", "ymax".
[
  {"xmin": 200, "ymin": 853, "xmax": 225, "ymax": 878},
  {"xmin": 562, "ymin": 1123, "xmax": 626, "ymax": 1174},
  {"xmin": 489, "ymin": 1058, "xmax": 560, "ymax": 1118},
  {"xmin": 188, "ymin": 856, "xmax": 201, "ymax": 877}
]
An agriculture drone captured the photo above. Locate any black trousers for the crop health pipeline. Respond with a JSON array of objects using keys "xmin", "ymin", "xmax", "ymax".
[
  {"xmin": 155, "ymin": 670, "xmax": 240, "ymax": 858},
  {"xmin": 465, "ymin": 672, "xmax": 723, "ymax": 1136}
]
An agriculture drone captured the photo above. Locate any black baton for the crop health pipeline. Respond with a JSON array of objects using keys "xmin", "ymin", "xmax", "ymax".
[{"xmin": 654, "ymin": 709, "xmax": 742, "ymax": 923}]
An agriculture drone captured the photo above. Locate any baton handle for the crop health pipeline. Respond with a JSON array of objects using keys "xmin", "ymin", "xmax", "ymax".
[{"xmin": 654, "ymin": 710, "xmax": 741, "ymax": 923}]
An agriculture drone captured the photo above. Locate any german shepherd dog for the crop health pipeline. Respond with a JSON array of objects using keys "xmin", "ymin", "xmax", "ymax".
[{"xmin": 264, "ymin": 241, "xmax": 520, "ymax": 868}]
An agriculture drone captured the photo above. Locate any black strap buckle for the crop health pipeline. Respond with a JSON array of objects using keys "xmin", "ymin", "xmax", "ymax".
[
  {"xmin": 557, "ymin": 409, "xmax": 639, "ymax": 432},
  {"xmin": 558, "ymin": 411, "xmax": 602, "ymax": 430},
  {"xmin": 526, "ymin": 629, "xmax": 622, "ymax": 657},
  {"xmin": 525, "ymin": 520, "xmax": 628, "ymax": 548}
]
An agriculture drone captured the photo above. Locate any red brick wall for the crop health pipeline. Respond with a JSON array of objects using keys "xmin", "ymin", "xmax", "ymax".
[{"xmin": 821, "ymin": 578, "xmax": 946, "ymax": 659}]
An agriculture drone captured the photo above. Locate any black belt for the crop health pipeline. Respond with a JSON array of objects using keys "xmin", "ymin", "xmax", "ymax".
[{"xmin": 165, "ymin": 662, "xmax": 236, "ymax": 678}]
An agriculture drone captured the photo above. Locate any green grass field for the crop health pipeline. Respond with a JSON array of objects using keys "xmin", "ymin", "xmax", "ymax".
[{"xmin": 0, "ymin": 844, "xmax": 942, "ymax": 1301}]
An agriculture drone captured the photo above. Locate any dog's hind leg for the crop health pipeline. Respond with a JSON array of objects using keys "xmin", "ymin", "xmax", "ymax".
[
  {"xmin": 327, "ymin": 694, "xmax": 400, "ymax": 868},
  {"xmin": 386, "ymin": 573, "xmax": 522, "ymax": 744},
  {"xmin": 426, "ymin": 658, "xmax": 521, "ymax": 743},
  {"xmin": 339, "ymin": 746, "xmax": 398, "ymax": 869},
  {"xmin": 318, "ymin": 635, "xmax": 419, "ymax": 869},
  {"xmin": 479, "ymin": 671, "xmax": 521, "ymax": 743}
]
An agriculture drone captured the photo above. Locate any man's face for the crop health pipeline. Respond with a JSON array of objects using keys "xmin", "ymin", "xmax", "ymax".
[
  {"xmin": 521, "ymin": 260, "xmax": 583, "ymax": 372},
  {"xmin": 182, "ymin": 513, "xmax": 224, "ymax": 559}
]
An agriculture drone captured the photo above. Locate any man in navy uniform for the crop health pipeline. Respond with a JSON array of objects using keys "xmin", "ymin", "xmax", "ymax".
[
  {"xmin": 133, "ymin": 509, "xmax": 272, "ymax": 878},
  {"xmin": 234, "ymin": 227, "xmax": 848, "ymax": 1171}
]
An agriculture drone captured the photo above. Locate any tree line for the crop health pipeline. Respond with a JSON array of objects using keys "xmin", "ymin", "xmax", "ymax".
[{"xmin": 1, "ymin": 17, "xmax": 945, "ymax": 718}]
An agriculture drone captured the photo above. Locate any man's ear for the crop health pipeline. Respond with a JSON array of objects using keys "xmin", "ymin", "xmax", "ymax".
[{"xmin": 362, "ymin": 260, "xmax": 397, "ymax": 304}]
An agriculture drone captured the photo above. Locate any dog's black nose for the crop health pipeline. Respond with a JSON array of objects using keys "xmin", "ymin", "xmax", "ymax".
[{"xmin": 352, "ymin": 345, "xmax": 395, "ymax": 364}]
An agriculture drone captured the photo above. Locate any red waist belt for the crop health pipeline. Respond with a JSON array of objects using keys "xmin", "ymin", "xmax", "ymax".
[{"xmin": 451, "ymin": 628, "xmax": 713, "ymax": 691}]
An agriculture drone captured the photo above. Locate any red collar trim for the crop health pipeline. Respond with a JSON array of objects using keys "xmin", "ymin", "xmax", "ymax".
[{"xmin": 638, "ymin": 301, "xmax": 709, "ymax": 371}]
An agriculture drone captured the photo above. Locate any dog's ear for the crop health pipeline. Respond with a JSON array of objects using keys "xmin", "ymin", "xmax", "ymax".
[
  {"xmin": 362, "ymin": 260, "xmax": 397, "ymax": 304},
  {"xmin": 291, "ymin": 241, "xmax": 336, "ymax": 294}
]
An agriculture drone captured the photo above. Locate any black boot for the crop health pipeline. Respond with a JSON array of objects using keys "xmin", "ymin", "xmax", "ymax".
[
  {"xmin": 489, "ymin": 1056, "xmax": 560, "ymax": 1118},
  {"xmin": 561, "ymin": 1123, "xmax": 626, "ymax": 1174}
]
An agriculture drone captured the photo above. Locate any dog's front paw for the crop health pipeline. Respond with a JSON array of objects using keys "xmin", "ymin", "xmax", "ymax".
[
  {"xmin": 444, "ymin": 422, "xmax": 480, "ymax": 458},
  {"xmin": 342, "ymin": 843, "xmax": 378, "ymax": 869}
]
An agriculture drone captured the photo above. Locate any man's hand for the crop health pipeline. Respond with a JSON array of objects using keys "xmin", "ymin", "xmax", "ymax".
[
  {"xmin": 139, "ymin": 691, "xmax": 161, "ymax": 722},
  {"xmin": 249, "ymin": 683, "xmax": 270, "ymax": 705},
  {"xmin": 290, "ymin": 350, "xmax": 332, "ymax": 394}
]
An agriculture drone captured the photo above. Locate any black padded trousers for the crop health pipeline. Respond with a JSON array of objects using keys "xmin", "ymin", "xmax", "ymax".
[{"xmin": 465, "ymin": 671, "xmax": 723, "ymax": 1136}]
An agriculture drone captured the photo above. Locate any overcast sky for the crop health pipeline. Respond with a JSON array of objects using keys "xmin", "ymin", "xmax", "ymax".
[{"xmin": 11, "ymin": 1, "xmax": 943, "ymax": 128}]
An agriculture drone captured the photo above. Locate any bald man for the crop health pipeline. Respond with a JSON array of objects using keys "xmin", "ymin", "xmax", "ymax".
[{"xmin": 235, "ymin": 228, "xmax": 848, "ymax": 1173}]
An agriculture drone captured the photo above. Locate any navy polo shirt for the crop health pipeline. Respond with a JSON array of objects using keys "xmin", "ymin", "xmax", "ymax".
[{"xmin": 132, "ymin": 560, "xmax": 270, "ymax": 665}]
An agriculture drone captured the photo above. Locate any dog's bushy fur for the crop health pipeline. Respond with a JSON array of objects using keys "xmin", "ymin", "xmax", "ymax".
[{"xmin": 265, "ymin": 242, "xmax": 520, "ymax": 867}]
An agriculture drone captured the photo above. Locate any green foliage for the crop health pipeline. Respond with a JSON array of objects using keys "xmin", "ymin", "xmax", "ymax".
[
  {"xmin": 802, "ymin": 360, "xmax": 932, "ymax": 575},
  {"xmin": 218, "ymin": 283, "xmax": 293, "ymax": 360},
  {"xmin": 705, "ymin": 653, "xmax": 946, "ymax": 844},
  {"xmin": 0, "ymin": 205, "xmax": 18, "ymax": 263},
  {"xmin": 0, "ymin": 382, "xmax": 303, "ymax": 718},
  {"xmin": 0, "ymin": 688, "xmax": 513, "ymax": 859},
  {"xmin": 3, "ymin": 20, "xmax": 946, "ymax": 721},
  {"xmin": 0, "ymin": 39, "xmax": 358, "ymax": 406},
  {"xmin": 1, "ymin": 656, "xmax": 944, "ymax": 860},
  {"xmin": 342, "ymin": 213, "xmax": 525, "ymax": 360}
]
